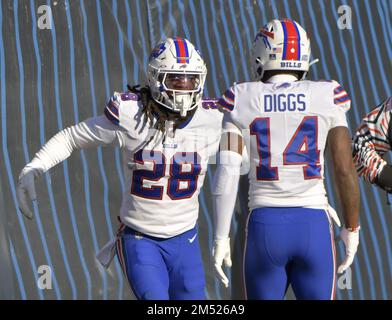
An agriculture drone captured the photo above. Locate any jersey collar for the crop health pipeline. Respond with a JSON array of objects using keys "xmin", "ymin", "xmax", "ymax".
[{"xmin": 265, "ymin": 74, "xmax": 298, "ymax": 83}]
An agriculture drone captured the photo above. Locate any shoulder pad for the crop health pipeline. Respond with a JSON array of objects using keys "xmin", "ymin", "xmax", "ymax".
[
  {"xmin": 217, "ymin": 86, "xmax": 235, "ymax": 112},
  {"xmin": 104, "ymin": 91, "xmax": 141, "ymax": 125},
  {"xmin": 331, "ymin": 81, "xmax": 351, "ymax": 112},
  {"xmin": 309, "ymin": 79, "xmax": 334, "ymax": 83},
  {"xmin": 201, "ymin": 98, "xmax": 219, "ymax": 110},
  {"xmin": 120, "ymin": 92, "xmax": 140, "ymax": 102}
]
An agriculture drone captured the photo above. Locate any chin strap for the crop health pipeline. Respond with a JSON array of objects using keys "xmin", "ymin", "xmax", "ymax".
[
  {"xmin": 301, "ymin": 58, "xmax": 319, "ymax": 79},
  {"xmin": 174, "ymin": 92, "xmax": 193, "ymax": 117},
  {"xmin": 309, "ymin": 58, "xmax": 319, "ymax": 67}
]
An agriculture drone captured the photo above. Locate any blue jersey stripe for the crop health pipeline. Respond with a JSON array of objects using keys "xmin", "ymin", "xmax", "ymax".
[
  {"xmin": 281, "ymin": 20, "xmax": 288, "ymax": 60},
  {"xmin": 334, "ymin": 94, "xmax": 350, "ymax": 104},
  {"xmin": 218, "ymin": 98, "xmax": 234, "ymax": 111},
  {"xmin": 293, "ymin": 21, "xmax": 301, "ymax": 60}
]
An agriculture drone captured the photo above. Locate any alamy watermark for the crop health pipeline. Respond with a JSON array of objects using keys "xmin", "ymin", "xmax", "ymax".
[
  {"xmin": 37, "ymin": 265, "xmax": 52, "ymax": 290},
  {"xmin": 37, "ymin": 5, "xmax": 52, "ymax": 30},
  {"xmin": 337, "ymin": 5, "xmax": 352, "ymax": 30},
  {"xmin": 337, "ymin": 267, "xmax": 352, "ymax": 290}
]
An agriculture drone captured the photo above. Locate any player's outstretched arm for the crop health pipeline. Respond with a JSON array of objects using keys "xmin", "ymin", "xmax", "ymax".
[
  {"xmin": 17, "ymin": 115, "xmax": 121, "ymax": 220},
  {"xmin": 353, "ymin": 102, "xmax": 391, "ymax": 190},
  {"xmin": 328, "ymin": 126, "xmax": 360, "ymax": 274},
  {"xmin": 212, "ymin": 127, "xmax": 243, "ymax": 288}
]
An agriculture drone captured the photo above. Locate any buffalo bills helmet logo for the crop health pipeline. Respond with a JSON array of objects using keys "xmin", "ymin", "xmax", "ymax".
[{"xmin": 149, "ymin": 43, "xmax": 166, "ymax": 61}]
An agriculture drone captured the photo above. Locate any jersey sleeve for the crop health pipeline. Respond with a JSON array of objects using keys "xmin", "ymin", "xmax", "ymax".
[
  {"xmin": 330, "ymin": 81, "xmax": 351, "ymax": 128},
  {"xmin": 352, "ymin": 98, "xmax": 392, "ymax": 183},
  {"xmin": 212, "ymin": 93, "xmax": 243, "ymax": 238},
  {"xmin": 104, "ymin": 91, "xmax": 141, "ymax": 130},
  {"xmin": 27, "ymin": 115, "xmax": 122, "ymax": 173},
  {"xmin": 217, "ymin": 86, "xmax": 236, "ymax": 112},
  {"xmin": 71, "ymin": 115, "xmax": 123, "ymax": 149}
]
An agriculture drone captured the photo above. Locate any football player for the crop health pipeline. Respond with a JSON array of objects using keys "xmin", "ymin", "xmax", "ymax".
[
  {"xmin": 353, "ymin": 98, "xmax": 392, "ymax": 193},
  {"xmin": 212, "ymin": 19, "xmax": 360, "ymax": 299},
  {"xmin": 16, "ymin": 37, "xmax": 222, "ymax": 300}
]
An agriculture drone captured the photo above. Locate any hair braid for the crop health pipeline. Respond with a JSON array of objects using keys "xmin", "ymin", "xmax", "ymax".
[{"xmin": 127, "ymin": 84, "xmax": 197, "ymax": 149}]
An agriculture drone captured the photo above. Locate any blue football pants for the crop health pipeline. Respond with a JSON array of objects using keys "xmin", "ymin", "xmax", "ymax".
[
  {"xmin": 244, "ymin": 207, "xmax": 336, "ymax": 300},
  {"xmin": 116, "ymin": 225, "xmax": 205, "ymax": 300}
]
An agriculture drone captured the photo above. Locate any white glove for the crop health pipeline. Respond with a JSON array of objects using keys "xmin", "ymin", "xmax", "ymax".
[
  {"xmin": 16, "ymin": 167, "xmax": 40, "ymax": 220},
  {"xmin": 212, "ymin": 237, "xmax": 232, "ymax": 288},
  {"xmin": 337, "ymin": 226, "xmax": 360, "ymax": 274}
]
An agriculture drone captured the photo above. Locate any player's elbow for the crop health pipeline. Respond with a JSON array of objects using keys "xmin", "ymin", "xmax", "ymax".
[{"xmin": 333, "ymin": 161, "xmax": 357, "ymax": 181}]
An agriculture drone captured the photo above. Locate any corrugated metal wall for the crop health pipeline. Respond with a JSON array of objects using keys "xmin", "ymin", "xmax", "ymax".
[{"xmin": 1, "ymin": 0, "xmax": 391, "ymax": 300}]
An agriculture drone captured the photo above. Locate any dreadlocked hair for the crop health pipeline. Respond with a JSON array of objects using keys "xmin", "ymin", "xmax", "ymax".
[
  {"xmin": 127, "ymin": 84, "xmax": 196, "ymax": 151},
  {"xmin": 127, "ymin": 83, "xmax": 196, "ymax": 137},
  {"xmin": 127, "ymin": 84, "xmax": 173, "ymax": 135}
]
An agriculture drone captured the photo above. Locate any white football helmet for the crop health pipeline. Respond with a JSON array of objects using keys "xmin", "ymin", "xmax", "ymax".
[
  {"xmin": 251, "ymin": 19, "xmax": 311, "ymax": 81},
  {"xmin": 147, "ymin": 37, "xmax": 207, "ymax": 117}
]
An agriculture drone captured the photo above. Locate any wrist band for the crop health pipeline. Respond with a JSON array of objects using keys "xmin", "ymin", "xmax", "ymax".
[{"xmin": 346, "ymin": 226, "xmax": 361, "ymax": 232}]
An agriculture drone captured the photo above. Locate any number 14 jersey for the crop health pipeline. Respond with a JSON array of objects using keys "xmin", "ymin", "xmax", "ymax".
[{"xmin": 219, "ymin": 80, "xmax": 350, "ymax": 209}]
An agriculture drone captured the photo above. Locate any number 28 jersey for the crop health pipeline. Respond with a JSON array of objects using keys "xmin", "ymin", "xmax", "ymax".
[
  {"xmin": 100, "ymin": 92, "xmax": 222, "ymax": 237},
  {"xmin": 219, "ymin": 80, "xmax": 350, "ymax": 209}
]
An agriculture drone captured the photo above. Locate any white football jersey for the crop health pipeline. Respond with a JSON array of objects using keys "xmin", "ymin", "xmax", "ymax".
[
  {"xmin": 76, "ymin": 92, "xmax": 222, "ymax": 238},
  {"xmin": 219, "ymin": 79, "xmax": 350, "ymax": 209}
]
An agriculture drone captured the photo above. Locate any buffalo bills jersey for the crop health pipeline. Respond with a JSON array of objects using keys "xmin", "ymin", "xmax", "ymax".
[
  {"xmin": 219, "ymin": 80, "xmax": 350, "ymax": 209},
  {"xmin": 73, "ymin": 92, "xmax": 222, "ymax": 238}
]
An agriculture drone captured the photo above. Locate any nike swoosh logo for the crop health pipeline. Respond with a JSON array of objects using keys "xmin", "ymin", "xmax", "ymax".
[{"xmin": 188, "ymin": 234, "xmax": 197, "ymax": 243}]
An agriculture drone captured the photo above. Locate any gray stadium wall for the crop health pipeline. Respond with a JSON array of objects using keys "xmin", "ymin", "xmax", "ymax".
[{"xmin": 1, "ymin": 0, "xmax": 392, "ymax": 300}]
